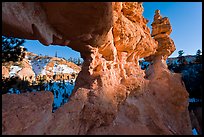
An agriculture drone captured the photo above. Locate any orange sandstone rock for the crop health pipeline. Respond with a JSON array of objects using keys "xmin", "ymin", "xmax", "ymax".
[
  {"xmin": 2, "ymin": 66, "xmax": 10, "ymax": 79},
  {"xmin": 2, "ymin": 2, "xmax": 192, "ymax": 135}
]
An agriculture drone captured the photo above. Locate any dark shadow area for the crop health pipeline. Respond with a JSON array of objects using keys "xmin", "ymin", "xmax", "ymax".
[
  {"xmin": 2, "ymin": 76, "xmax": 75, "ymax": 112},
  {"xmin": 167, "ymin": 57, "xmax": 202, "ymax": 135}
]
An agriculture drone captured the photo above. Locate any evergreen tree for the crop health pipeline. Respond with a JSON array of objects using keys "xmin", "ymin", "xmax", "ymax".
[
  {"xmin": 196, "ymin": 49, "xmax": 201, "ymax": 56},
  {"xmin": 178, "ymin": 50, "xmax": 184, "ymax": 57},
  {"xmin": 68, "ymin": 57, "xmax": 73, "ymax": 62},
  {"xmin": 55, "ymin": 51, "xmax": 58, "ymax": 57},
  {"xmin": 177, "ymin": 50, "xmax": 186, "ymax": 65},
  {"xmin": 2, "ymin": 36, "xmax": 26, "ymax": 62},
  {"xmin": 195, "ymin": 49, "xmax": 202, "ymax": 63}
]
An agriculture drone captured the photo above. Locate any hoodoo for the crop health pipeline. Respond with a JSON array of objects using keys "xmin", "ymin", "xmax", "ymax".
[{"xmin": 2, "ymin": 2, "xmax": 192, "ymax": 135}]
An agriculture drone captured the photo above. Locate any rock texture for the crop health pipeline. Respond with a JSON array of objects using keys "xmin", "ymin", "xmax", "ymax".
[
  {"xmin": 145, "ymin": 9, "xmax": 175, "ymax": 61},
  {"xmin": 19, "ymin": 56, "xmax": 37, "ymax": 83},
  {"xmin": 189, "ymin": 108, "xmax": 202, "ymax": 134},
  {"xmin": 2, "ymin": 66, "xmax": 9, "ymax": 79},
  {"xmin": 2, "ymin": 2, "xmax": 192, "ymax": 135},
  {"xmin": 2, "ymin": 92, "xmax": 53, "ymax": 135}
]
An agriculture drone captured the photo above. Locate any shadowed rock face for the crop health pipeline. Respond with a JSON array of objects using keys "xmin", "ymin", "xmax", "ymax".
[
  {"xmin": 2, "ymin": 2, "xmax": 113, "ymax": 57},
  {"xmin": 2, "ymin": 92, "xmax": 54, "ymax": 135},
  {"xmin": 2, "ymin": 2, "xmax": 192, "ymax": 135}
]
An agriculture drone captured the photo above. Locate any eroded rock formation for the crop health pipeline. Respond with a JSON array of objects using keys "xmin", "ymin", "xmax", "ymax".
[{"xmin": 2, "ymin": 2, "xmax": 192, "ymax": 135}]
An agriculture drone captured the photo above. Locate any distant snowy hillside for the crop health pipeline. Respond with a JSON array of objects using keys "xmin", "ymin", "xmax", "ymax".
[
  {"xmin": 139, "ymin": 55, "xmax": 198, "ymax": 71},
  {"xmin": 2, "ymin": 51, "xmax": 81, "ymax": 81},
  {"xmin": 166, "ymin": 55, "xmax": 197, "ymax": 66},
  {"xmin": 30, "ymin": 57, "xmax": 50, "ymax": 76},
  {"xmin": 2, "ymin": 51, "xmax": 81, "ymax": 112}
]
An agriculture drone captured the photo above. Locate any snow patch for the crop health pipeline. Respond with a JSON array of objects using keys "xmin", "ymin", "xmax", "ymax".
[
  {"xmin": 9, "ymin": 66, "xmax": 22, "ymax": 77},
  {"xmin": 53, "ymin": 64, "xmax": 76, "ymax": 74},
  {"xmin": 30, "ymin": 58, "xmax": 50, "ymax": 76}
]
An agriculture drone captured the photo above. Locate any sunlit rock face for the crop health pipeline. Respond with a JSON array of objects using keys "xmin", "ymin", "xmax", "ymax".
[
  {"xmin": 2, "ymin": 66, "xmax": 9, "ymax": 78},
  {"xmin": 145, "ymin": 9, "xmax": 176, "ymax": 61},
  {"xmin": 2, "ymin": 2, "xmax": 192, "ymax": 135}
]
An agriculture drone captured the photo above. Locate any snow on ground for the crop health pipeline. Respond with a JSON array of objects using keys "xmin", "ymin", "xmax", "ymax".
[
  {"xmin": 166, "ymin": 55, "xmax": 197, "ymax": 65},
  {"xmin": 11, "ymin": 53, "xmax": 78, "ymax": 79},
  {"xmin": 25, "ymin": 55, "xmax": 29, "ymax": 59},
  {"xmin": 53, "ymin": 64, "xmax": 76, "ymax": 75},
  {"xmin": 6, "ymin": 54, "xmax": 79, "ymax": 111},
  {"xmin": 30, "ymin": 58, "xmax": 50, "ymax": 76},
  {"xmin": 29, "ymin": 56, "xmax": 76, "ymax": 77},
  {"xmin": 9, "ymin": 66, "xmax": 22, "ymax": 77}
]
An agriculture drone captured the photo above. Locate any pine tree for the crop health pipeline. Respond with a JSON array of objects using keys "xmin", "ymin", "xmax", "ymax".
[
  {"xmin": 2, "ymin": 36, "xmax": 25, "ymax": 62},
  {"xmin": 178, "ymin": 50, "xmax": 184, "ymax": 57},
  {"xmin": 55, "ymin": 51, "xmax": 58, "ymax": 57},
  {"xmin": 177, "ymin": 50, "xmax": 185, "ymax": 66},
  {"xmin": 196, "ymin": 49, "xmax": 202, "ymax": 63},
  {"xmin": 68, "ymin": 57, "xmax": 73, "ymax": 62}
]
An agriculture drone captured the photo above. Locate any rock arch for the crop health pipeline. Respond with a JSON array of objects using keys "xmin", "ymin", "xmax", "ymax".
[{"xmin": 2, "ymin": 2, "xmax": 192, "ymax": 135}]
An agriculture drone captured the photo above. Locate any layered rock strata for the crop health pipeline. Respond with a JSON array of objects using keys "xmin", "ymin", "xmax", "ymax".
[{"xmin": 2, "ymin": 2, "xmax": 192, "ymax": 135}]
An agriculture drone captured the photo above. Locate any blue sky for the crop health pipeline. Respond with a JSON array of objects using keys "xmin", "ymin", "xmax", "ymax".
[
  {"xmin": 23, "ymin": 41, "xmax": 81, "ymax": 60},
  {"xmin": 22, "ymin": 2, "xmax": 202, "ymax": 59},
  {"xmin": 142, "ymin": 2, "xmax": 202, "ymax": 57}
]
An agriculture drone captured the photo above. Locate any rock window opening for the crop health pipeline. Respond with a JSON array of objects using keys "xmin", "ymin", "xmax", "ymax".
[
  {"xmin": 2, "ymin": 36, "xmax": 83, "ymax": 112},
  {"xmin": 138, "ymin": 58, "xmax": 150, "ymax": 70}
]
